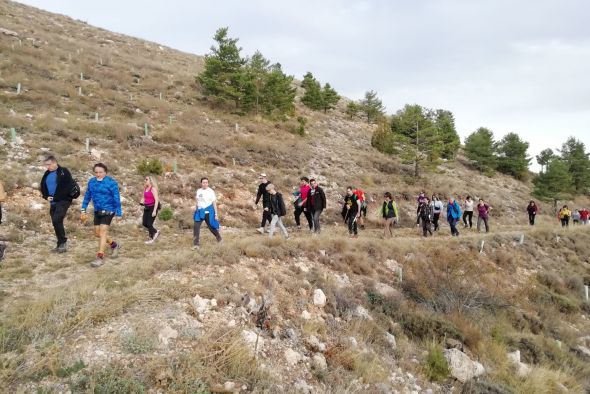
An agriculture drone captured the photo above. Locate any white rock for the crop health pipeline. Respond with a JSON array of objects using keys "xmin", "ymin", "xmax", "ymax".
[
  {"xmin": 284, "ymin": 348, "xmax": 304, "ymax": 366},
  {"xmin": 384, "ymin": 259, "xmax": 401, "ymax": 272},
  {"xmin": 306, "ymin": 335, "xmax": 326, "ymax": 352},
  {"xmin": 31, "ymin": 182, "xmax": 39, "ymax": 189},
  {"xmin": 0, "ymin": 28, "xmax": 18, "ymax": 37},
  {"xmin": 313, "ymin": 289, "xmax": 326, "ymax": 307},
  {"xmin": 223, "ymin": 381, "xmax": 236, "ymax": 391},
  {"xmin": 349, "ymin": 337, "xmax": 358, "ymax": 347},
  {"xmin": 301, "ymin": 310, "xmax": 311, "ymax": 320},
  {"xmin": 385, "ymin": 332, "xmax": 397, "ymax": 349},
  {"xmin": 312, "ymin": 353, "xmax": 327, "ymax": 371},
  {"xmin": 227, "ymin": 319, "xmax": 236, "ymax": 328},
  {"xmin": 158, "ymin": 325, "xmax": 178, "ymax": 346},
  {"xmin": 210, "ymin": 298, "xmax": 218, "ymax": 307},
  {"xmin": 353, "ymin": 305, "xmax": 373, "ymax": 320},
  {"xmin": 29, "ymin": 202, "xmax": 44, "ymax": 210},
  {"xmin": 90, "ymin": 148, "xmax": 104, "ymax": 160},
  {"xmin": 191, "ymin": 294, "xmax": 210, "ymax": 314},
  {"xmin": 242, "ymin": 330, "xmax": 264, "ymax": 355},
  {"xmin": 0, "ymin": 137, "xmax": 6, "ymax": 146},
  {"xmin": 507, "ymin": 350, "xmax": 531, "ymax": 377},
  {"xmin": 293, "ymin": 379, "xmax": 312, "ymax": 393},
  {"xmin": 444, "ymin": 348, "xmax": 485, "ymax": 383},
  {"xmin": 576, "ymin": 345, "xmax": 590, "ymax": 359},
  {"xmin": 375, "ymin": 282, "xmax": 399, "ymax": 297}
]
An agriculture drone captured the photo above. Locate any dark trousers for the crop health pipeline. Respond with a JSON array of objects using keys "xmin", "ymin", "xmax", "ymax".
[
  {"xmin": 142, "ymin": 205, "xmax": 158, "ymax": 238},
  {"xmin": 194, "ymin": 213, "xmax": 222, "ymax": 246},
  {"xmin": 294, "ymin": 205, "xmax": 313, "ymax": 229},
  {"xmin": 433, "ymin": 213, "xmax": 440, "ymax": 231},
  {"xmin": 347, "ymin": 214, "xmax": 358, "ymax": 235},
  {"xmin": 50, "ymin": 201, "xmax": 71, "ymax": 245},
  {"xmin": 463, "ymin": 211, "xmax": 473, "ymax": 228},
  {"xmin": 0, "ymin": 203, "xmax": 2, "ymax": 224},
  {"xmin": 312, "ymin": 209, "xmax": 323, "ymax": 233},
  {"xmin": 477, "ymin": 216, "xmax": 490, "ymax": 232},
  {"xmin": 561, "ymin": 217, "xmax": 569, "ymax": 227},
  {"xmin": 529, "ymin": 213, "xmax": 535, "ymax": 225},
  {"xmin": 422, "ymin": 219, "xmax": 432, "ymax": 236},
  {"xmin": 449, "ymin": 219, "xmax": 460, "ymax": 236},
  {"xmin": 260, "ymin": 209, "xmax": 272, "ymax": 228}
]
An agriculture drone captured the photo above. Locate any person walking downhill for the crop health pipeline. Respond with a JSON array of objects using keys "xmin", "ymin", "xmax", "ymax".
[
  {"xmin": 141, "ymin": 175, "xmax": 161, "ymax": 244},
  {"xmin": 446, "ymin": 196, "xmax": 462, "ymax": 237},
  {"xmin": 40, "ymin": 155, "xmax": 79, "ymax": 253},
  {"xmin": 527, "ymin": 200, "xmax": 538, "ymax": 225},
  {"xmin": 293, "ymin": 177, "xmax": 313, "ymax": 231},
  {"xmin": 573, "ymin": 209, "xmax": 581, "ymax": 225},
  {"xmin": 558, "ymin": 205, "xmax": 571, "ymax": 227},
  {"xmin": 430, "ymin": 195, "xmax": 443, "ymax": 231},
  {"xmin": 81, "ymin": 163, "xmax": 122, "ymax": 267},
  {"xmin": 418, "ymin": 198, "xmax": 433, "ymax": 237},
  {"xmin": 192, "ymin": 177, "xmax": 222, "ymax": 250},
  {"xmin": 307, "ymin": 179, "xmax": 327, "ymax": 234},
  {"xmin": 342, "ymin": 187, "xmax": 361, "ymax": 238},
  {"xmin": 463, "ymin": 196, "xmax": 474, "ymax": 229},
  {"xmin": 381, "ymin": 192, "xmax": 398, "ymax": 238},
  {"xmin": 580, "ymin": 208, "xmax": 589, "ymax": 225},
  {"xmin": 476, "ymin": 198, "xmax": 492, "ymax": 233},
  {"xmin": 267, "ymin": 184, "xmax": 289, "ymax": 239},
  {"xmin": 255, "ymin": 173, "xmax": 272, "ymax": 234},
  {"xmin": 353, "ymin": 188, "xmax": 366, "ymax": 230}
]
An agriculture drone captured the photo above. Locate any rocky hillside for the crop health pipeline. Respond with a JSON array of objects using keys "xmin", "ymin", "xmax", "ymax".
[{"xmin": 1, "ymin": 1, "xmax": 590, "ymax": 393}]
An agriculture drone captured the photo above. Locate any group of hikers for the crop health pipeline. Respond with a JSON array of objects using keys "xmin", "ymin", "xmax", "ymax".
[{"xmin": 0, "ymin": 156, "xmax": 587, "ymax": 266}]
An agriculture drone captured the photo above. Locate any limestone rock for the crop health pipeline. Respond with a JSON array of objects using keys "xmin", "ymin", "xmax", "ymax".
[
  {"xmin": 507, "ymin": 350, "xmax": 531, "ymax": 377},
  {"xmin": 158, "ymin": 325, "xmax": 178, "ymax": 346},
  {"xmin": 312, "ymin": 353, "xmax": 327, "ymax": 371},
  {"xmin": 313, "ymin": 289, "xmax": 326, "ymax": 307},
  {"xmin": 444, "ymin": 348, "xmax": 485, "ymax": 383},
  {"xmin": 284, "ymin": 348, "xmax": 304, "ymax": 366},
  {"xmin": 242, "ymin": 330, "xmax": 264, "ymax": 355}
]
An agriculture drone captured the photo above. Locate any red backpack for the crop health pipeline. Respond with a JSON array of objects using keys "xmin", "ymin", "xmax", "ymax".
[{"xmin": 353, "ymin": 189, "xmax": 365, "ymax": 203}]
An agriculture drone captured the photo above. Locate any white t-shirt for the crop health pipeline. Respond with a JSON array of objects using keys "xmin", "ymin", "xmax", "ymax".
[
  {"xmin": 464, "ymin": 200, "xmax": 474, "ymax": 212},
  {"xmin": 196, "ymin": 187, "xmax": 216, "ymax": 209}
]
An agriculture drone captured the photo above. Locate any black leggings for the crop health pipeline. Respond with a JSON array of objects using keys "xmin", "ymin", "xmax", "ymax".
[
  {"xmin": 561, "ymin": 216, "xmax": 570, "ymax": 227},
  {"xmin": 422, "ymin": 219, "xmax": 432, "ymax": 236},
  {"xmin": 529, "ymin": 213, "xmax": 535, "ymax": 225},
  {"xmin": 463, "ymin": 211, "xmax": 473, "ymax": 228},
  {"xmin": 143, "ymin": 205, "xmax": 158, "ymax": 238},
  {"xmin": 432, "ymin": 213, "xmax": 440, "ymax": 231},
  {"xmin": 294, "ymin": 205, "xmax": 313, "ymax": 229}
]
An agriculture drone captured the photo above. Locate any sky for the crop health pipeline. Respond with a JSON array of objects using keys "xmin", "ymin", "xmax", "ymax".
[{"xmin": 17, "ymin": 0, "xmax": 590, "ymax": 171}]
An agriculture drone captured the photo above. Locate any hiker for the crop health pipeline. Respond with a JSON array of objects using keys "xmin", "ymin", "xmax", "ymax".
[
  {"xmin": 306, "ymin": 179, "xmax": 326, "ymax": 234},
  {"xmin": 293, "ymin": 177, "xmax": 312, "ymax": 231},
  {"xmin": 417, "ymin": 191, "xmax": 427, "ymax": 205},
  {"xmin": 381, "ymin": 192, "xmax": 398, "ymax": 238},
  {"xmin": 527, "ymin": 200, "xmax": 538, "ymax": 225},
  {"xmin": 573, "ymin": 209, "xmax": 581, "ymax": 225},
  {"xmin": 476, "ymin": 198, "xmax": 492, "ymax": 233},
  {"xmin": 81, "ymin": 163, "xmax": 122, "ymax": 267},
  {"xmin": 342, "ymin": 187, "xmax": 361, "ymax": 238},
  {"xmin": 40, "ymin": 155, "xmax": 78, "ymax": 253},
  {"xmin": 463, "ymin": 196, "xmax": 474, "ymax": 229},
  {"xmin": 0, "ymin": 180, "xmax": 5, "ymax": 225},
  {"xmin": 255, "ymin": 173, "xmax": 272, "ymax": 234},
  {"xmin": 418, "ymin": 198, "xmax": 433, "ymax": 237},
  {"xmin": 580, "ymin": 208, "xmax": 589, "ymax": 225},
  {"xmin": 446, "ymin": 196, "xmax": 462, "ymax": 237},
  {"xmin": 430, "ymin": 195, "xmax": 443, "ymax": 231},
  {"xmin": 193, "ymin": 177, "xmax": 222, "ymax": 250},
  {"xmin": 140, "ymin": 175, "xmax": 160, "ymax": 244},
  {"xmin": 267, "ymin": 184, "xmax": 289, "ymax": 239},
  {"xmin": 353, "ymin": 188, "xmax": 366, "ymax": 230},
  {"xmin": 558, "ymin": 205, "xmax": 571, "ymax": 227}
]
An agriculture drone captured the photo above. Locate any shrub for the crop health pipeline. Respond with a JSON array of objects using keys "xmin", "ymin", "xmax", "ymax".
[
  {"xmin": 71, "ymin": 363, "xmax": 145, "ymax": 393},
  {"xmin": 399, "ymin": 311, "xmax": 465, "ymax": 342},
  {"xmin": 158, "ymin": 207, "xmax": 173, "ymax": 221},
  {"xmin": 137, "ymin": 158, "xmax": 163, "ymax": 176},
  {"xmin": 121, "ymin": 329, "xmax": 157, "ymax": 354},
  {"xmin": 424, "ymin": 342, "xmax": 450, "ymax": 382}
]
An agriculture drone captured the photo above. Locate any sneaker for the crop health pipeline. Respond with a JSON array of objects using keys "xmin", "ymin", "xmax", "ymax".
[
  {"xmin": 111, "ymin": 243, "xmax": 120, "ymax": 258},
  {"xmin": 56, "ymin": 243, "xmax": 67, "ymax": 253},
  {"xmin": 297, "ymin": 225, "xmax": 301, "ymax": 230},
  {"xmin": 153, "ymin": 230, "xmax": 161, "ymax": 241},
  {"xmin": 191, "ymin": 245, "xmax": 200, "ymax": 251},
  {"xmin": 257, "ymin": 227, "xmax": 264, "ymax": 234},
  {"xmin": 51, "ymin": 245, "xmax": 60, "ymax": 253},
  {"xmin": 90, "ymin": 255, "xmax": 104, "ymax": 267},
  {"xmin": 144, "ymin": 239, "xmax": 154, "ymax": 244}
]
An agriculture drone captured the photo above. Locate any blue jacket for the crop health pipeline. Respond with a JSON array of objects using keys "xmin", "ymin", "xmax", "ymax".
[
  {"xmin": 446, "ymin": 201, "xmax": 461, "ymax": 222},
  {"xmin": 194, "ymin": 204, "xmax": 219, "ymax": 229},
  {"xmin": 82, "ymin": 176, "xmax": 122, "ymax": 216}
]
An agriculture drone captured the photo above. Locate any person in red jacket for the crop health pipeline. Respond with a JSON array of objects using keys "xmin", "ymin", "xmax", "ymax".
[
  {"xmin": 580, "ymin": 208, "xmax": 589, "ymax": 225},
  {"xmin": 527, "ymin": 200, "xmax": 538, "ymax": 225}
]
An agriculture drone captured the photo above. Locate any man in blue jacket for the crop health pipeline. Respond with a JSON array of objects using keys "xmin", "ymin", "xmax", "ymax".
[
  {"xmin": 446, "ymin": 196, "xmax": 462, "ymax": 237},
  {"xmin": 81, "ymin": 163, "xmax": 122, "ymax": 267}
]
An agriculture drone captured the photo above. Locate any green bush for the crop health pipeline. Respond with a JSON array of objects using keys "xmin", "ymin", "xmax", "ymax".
[
  {"xmin": 159, "ymin": 207, "xmax": 173, "ymax": 221},
  {"xmin": 399, "ymin": 312, "xmax": 465, "ymax": 342},
  {"xmin": 121, "ymin": 331, "xmax": 157, "ymax": 354},
  {"xmin": 71, "ymin": 364, "xmax": 145, "ymax": 393},
  {"xmin": 137, "ymin": 158, "xmax": 163, "ymax": 176},
  {"xmin": 424, "ymin": 342, "xmax": 450, "ymax": 382},
  {"xmin": 57, "ymin": 360, "xmax": 86, "ymax": 378}
]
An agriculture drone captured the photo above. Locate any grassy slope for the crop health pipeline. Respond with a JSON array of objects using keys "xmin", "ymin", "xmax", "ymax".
[{"xmin": 1, "ymin": 1, "xmax": 590, "ymax": 393}]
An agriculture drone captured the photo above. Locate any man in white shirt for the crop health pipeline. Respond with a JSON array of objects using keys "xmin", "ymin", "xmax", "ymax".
[{"xmin": 193, "ymin": 177, "xmax": 222, "ymax": 249}]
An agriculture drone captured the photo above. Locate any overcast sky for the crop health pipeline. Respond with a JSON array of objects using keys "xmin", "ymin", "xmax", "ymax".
[{"xmin": 17, "ymin": 0, "xmax": 590, "ymax": 171}]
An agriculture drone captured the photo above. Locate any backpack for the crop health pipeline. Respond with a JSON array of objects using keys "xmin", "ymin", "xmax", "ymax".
[
  {"xmin": 353, "ymin": 189, "xmax": 365, "ymax": 203},
  {"xmin": 69, "ymin": 179, "xmax": 81, "ymax": 199}
]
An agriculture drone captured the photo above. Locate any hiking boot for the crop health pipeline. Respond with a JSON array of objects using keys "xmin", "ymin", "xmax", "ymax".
[
  {"xmin": 153, "ymin": 230, "xmax": 161, "ymax": 241},
  {"xmin": 51, "ymin": 245, "xmax": 60, "ymax": 253},
  {"xmin": 56, "ymin": 242, "xmax": 67, "ymax": 253},
  {"xmin": 257, "ymin": 227, "xmax": 264, "ymax": 234},
  {"xmin": 111, "ymin": 243, "xmax": 120, "ymax": 258},
  {"xmin": 90, "ymin": 255, "xmax": 104, "ymax": 268}
]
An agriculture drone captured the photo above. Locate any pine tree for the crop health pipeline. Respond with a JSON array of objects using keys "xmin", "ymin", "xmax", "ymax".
[
  {"xmin": 435, "ymin": 110, "xmax": 460, "ymax": 159},
  {"xmin": 371, "ymin": 119, "xmax": 395, "ymax": 154},
  {"xmin": 495, "ymin": 133, "xmax": 531, "ymax": 180},
  {"xmin": 464, "ymin": 128, "xmax": 497, "ymax": 174},
  {"xmin": 242, "ymin": 50, "xmax": 270, "ymax": 114},
  {"xmin": 197, "ymin": 27, "xmax": 246, "ymax": 108},
  {"xmin": 345, "ymin": 102, "xmax": 359, "ymax": 120},
  {"xmin": 301, "ymin": 72, "xmax": 323, "ymax": 110},
  {"xmin": 360, "ymin": 90, "xmax": 385, "ymax": 124},
  {"xmin": 320, "ymin": 83, "xmax": 340, "ymax": 113},
  {"xmin": 533, "ymin": 158, "xmax": 575, "ymax": 209},
  {"xmin": 559, "ymin": 137, "xmax": 590, "ymax": 194},
  {"xmin": 259, "ymin": 63, "xmax": 296, "ymax": 117},
  {"xmin": 536, "ymin": 148, "xmax": 555, "ymax": 173}
]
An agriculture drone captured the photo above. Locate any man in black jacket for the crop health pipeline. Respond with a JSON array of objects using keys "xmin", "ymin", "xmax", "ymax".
[
  {"xmin": 255, "ymin": 173, "xmax": 272, "ymax": 234},
  {"xmin": 266, "ymin": 183, "xmax": 289, "ymax": 238},
  {"xmin": 306, "ymin": 179, "xmax": 327, "ymax": 234},
  {"xmin": 40, "ymin": 156, "xmax": 76, "ymax": 252}
]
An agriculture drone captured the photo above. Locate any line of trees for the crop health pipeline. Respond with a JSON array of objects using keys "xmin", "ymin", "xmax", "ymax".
[
  {"xmin": 464, "ymin": 128, "xmax": 531, "ymax": 180},
  {"xmin": 300, "ymin": 72, "xmax": 340, "ymax": 113},
  {"xmin": 197, "ymin": 28, "xmax": 296, "ymax": 117}
]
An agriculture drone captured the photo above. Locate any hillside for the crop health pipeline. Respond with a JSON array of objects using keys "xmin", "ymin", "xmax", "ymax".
[{"xmin": 1, "ymin": 1, "xmax": 590, "ymax": 393}]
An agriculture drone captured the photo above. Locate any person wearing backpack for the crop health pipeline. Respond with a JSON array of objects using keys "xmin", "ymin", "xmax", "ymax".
[
  {"xmin": 0, "ymin": 180, "xmax": 6, "ymax": 225},
  {"xmin": 306, "ymin": 179, "xmax": 327, "ymax": 234},
  {"xmin": 342, "ymin": 187, "xmax": 361, "ymax": 238},
  {"xmin": 446, "ymin": 196, "xmax": 462, "ymax": 237},
  {"xmin": 353, "ymin": 188, "xmax": 366, "ymax": 230},
  {"xmin": 267, "ymin": 183, "xmax": 289, "ymax": 239},
  {"xmin": 430, "ymin": 195, "xmax": 443, "ymax": 231},
  {"xmin": 418, "ymin": 198, "xmax": 433, "ymax": 237},
  {"xmin": 380, "ymin": 192, "xmax": 398, "ymax": 238},
  {"xmin": 40, "ymin": 155, "xmax": 79, "ymax": 253}
]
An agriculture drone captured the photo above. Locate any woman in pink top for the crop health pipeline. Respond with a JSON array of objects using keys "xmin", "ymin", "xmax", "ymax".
[
  {"xmin": 476, "ymin": 198, "xmax": 492, "ymax": 233},
  {"xmin": 140, "ymin": 175, "xmax": 161, "ymax": 243}
]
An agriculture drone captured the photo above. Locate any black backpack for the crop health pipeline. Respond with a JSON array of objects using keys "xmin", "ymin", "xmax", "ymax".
[{"xmin": 69, "ymin": 178, "xmax": 81, "ymax": 199}]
